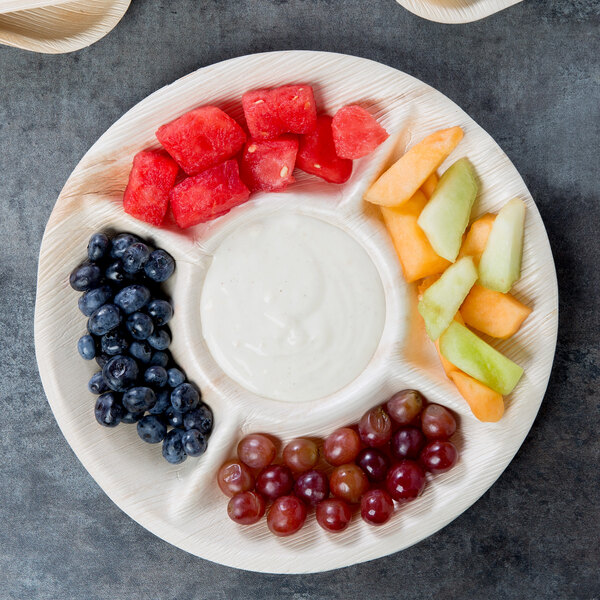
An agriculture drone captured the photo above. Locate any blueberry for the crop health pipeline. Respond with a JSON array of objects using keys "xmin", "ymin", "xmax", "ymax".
[
  {"xmin": 137, "ymin": 415, "xmax": 167, "ymax": 444},
  {"xmin": 167, "ymin": 367, "xmax": 186, "ymax": 388},
  {"xmin": 148, "ymin": 389, "xmax": 171, "ymax": 415},
  {"xmin": 95, "ymin": 353, "xmax": 110, "ymax": 368},
  {"xmin": 144, "ymin": 365, "xmax": 168, "ymax": 388},
  {"xmin": 126, "ymin": 312, "xmax": 154, "ymax": 340},
  {"xmin": 145, "ymin": 249, "xmax": 175, "ymax": 282},
  {"xmin": 77, "ymin": 334, "xmax": 96, "ymax": 360},
  {"xmin": 114, "ymin": 285, "xmax": 151, "ymax": 314},
  {"xmin": 87, "ymin": 233, "xmax": 110, "ymax": 262},
  {"xmin": 129, "ymin": 341, "xmax": 152, "ymax": 364},
  {"xmin": 148, "ymin": 327, "xmax": 170, "ymax": 350},
  {"xmin": 122, "ymin": 386, "xmax": 156, "ymax": 412},
  {"xmin": 183, "ymin": 404, "xmax": 213, "ymax": 434},
  {"xmin": 78, "ymin": 285, "xmax": 113, "ymax": 317},
  {"xmin": 101, "ymin": 329, "xmax": 129, "ymax": 356},
  {"xmin": 150, "ymin": 351, "xmax": 169, "ymax": 368},
  {"xmin": 69, "ymin": 262, "xmax": 103, "ymax": 292},
  {"xmin": 94, "ymin": 392, "xmax": 123, "ymax": 427},
  {"xmin": 110, "ymin": 233, "xmax": 140, "ymax": 258},
  {"xmin": 88, "ymin": 371, "xmax": 109, "ymax": 395},
  {"xmin": 105, "ymin": 259, "xmax": 127, "ymax": 284},
  {"xmin": 181, "ymin": 429, "xmax": 208, "ymax": 457},
  {"xmin": 121, "ymin": 410, "xmax": 144, "ymax": 424},
  {"xmin": 171, "ymin": 383, "xmax": 200, "ymax": 411},
  {"xmin": 165, "ymin": 406, "xmax": 186, "ymax": 428},
  {"xmin": 102, "ymin": 355, "xmax": 139, "ymax": 392},
  {"xmin": 146, "ymin": 299, "xmax": 173, "ymax": 326},
  {"xmin": 162, "ymin": 428, "xmax": 187, "ymax": 464},
  {"xmin": 122, "ymin": 242, "xmax": 151, "ymax": 274},
  {"xmin": 88, "ymin": 304, "xmax": 122, "ymax": 336}
]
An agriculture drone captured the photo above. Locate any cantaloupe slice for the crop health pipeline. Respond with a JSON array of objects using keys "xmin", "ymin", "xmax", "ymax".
[
  {"xmin": 421, "ymin": 172, "xmax": 439, "ymax": 198},
  {"xmin": 460, "ymin": 284, "xmax": 532, "ymax": 339},
  {"xmin": 450, "ymin": 370, "xmax": 505, "ymax": 422},
  {"xmin": 381, "ymin": 190, "xmax": 450, "ymax": 283},
  {"xmin": 458, "ymin": 213, "xmax": 496, "ymax": 265},
  {"xmin": 365, "ymin": 126, "xmax": 464, "ymax": 207}
]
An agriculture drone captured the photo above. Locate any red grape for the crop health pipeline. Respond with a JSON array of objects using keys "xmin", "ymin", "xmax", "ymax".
[
  {"xmin": 330, "ymin": 463, "xmax": 369, "ymax": 504},
  {"xmin": 386, "ymin": 390, "xmax": 423, "ymax": 425},
  {"xmin": 237, "ymin": 433, "xmax": 277, "ymax": 469},
  {"xmin": 267, "ymin": 495, "xmax": 307, "ymax": 536},
  {"xmin": 217, "ymin": 460, "xmax": 255, "ymax": 498},
  {"xmin": 256, "ymin": 464, "xmax": 294, "ymax": 501},
  {"xmin": 323, "ymin": 428, "xmax": 361, "ymax": 466},
  {"xmin": 294, "ymin": 470, "xmax": 329, "ymax": 506},
  {"xmin": 386, "ymin": 460, "xmax": 426, "ymax": 502},
  {"xmin": 356, "ymin": 447, "xmax": 389, "ymax": 482},
  {"xmin": 227, "ymin": 491, "xmax": 265, "ymax": 525},
  {"xmin": 390, "ymin": 427, "xmax": 426, "ymax": 460},
  {"xmin": 283, "ymin": 438, "xmax": 318, "ymax": 473},
  {"xmin": 360, "ymin": 489, "xmax": 394, "ymax": 526},
  {"xmin": 421, "ymin": 404, "xmax": 456, "ymax": 440},
  {"xmin": 420, "ymin": 440, "xmax": 458, "ymax": 473},
  {"xmin": 358, "ymin": 406, "xmax": 392, "ymax": 447},
  {"xmin": 316, "ymin": 498, "xmax": 352, "ymax": 532}
]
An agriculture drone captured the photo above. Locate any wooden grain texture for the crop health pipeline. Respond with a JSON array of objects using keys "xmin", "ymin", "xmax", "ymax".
[
  {"xmin": 395, "ymin": 0, "xmax": 523, "ymax": 23},
  {"xmin": 0, "ymin": 0, "xmax": 130, "ymax": 53},
  {"xmin": 34, "ymin": 51, "xmax": 558, "ymax": 573}
]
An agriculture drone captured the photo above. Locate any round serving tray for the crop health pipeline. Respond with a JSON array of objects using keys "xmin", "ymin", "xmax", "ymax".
[
  {"xmin": 395, "ymin": 0, "xmax": 523, "ymax": 24},
  {"xmin": 35, "ymin": 51, "xmax": 558, "ymax": 573},
  {"xmin": 0, "ymin": 0, "xmax": 130, "ymax": 54}
]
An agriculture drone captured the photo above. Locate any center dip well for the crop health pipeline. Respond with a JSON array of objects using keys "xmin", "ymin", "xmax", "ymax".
[{"xmin": 201, "ymin": 213, "xmax": 386, "ymax": 402}]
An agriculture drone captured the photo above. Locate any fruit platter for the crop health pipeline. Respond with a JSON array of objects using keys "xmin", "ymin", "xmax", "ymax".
[{"xmin": 34, "ymin": 51, "xmax": 558, "ymax": 573}]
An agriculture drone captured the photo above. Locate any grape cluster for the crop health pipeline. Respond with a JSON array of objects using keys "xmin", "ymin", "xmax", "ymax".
[
  {"xmin": 217, "ymin": 390, "xmax": 458, "ymax": 536},
  {"xmin": 69, "ymin": 231, "xmax": 213, "ymax": 464}
]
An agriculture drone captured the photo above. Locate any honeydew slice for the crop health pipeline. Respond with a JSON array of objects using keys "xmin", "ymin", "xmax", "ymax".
[
  {"xmin": 478, "ymin": 198, "xmax": 526, "ymax": 293},
  {"xmin": 417, "ymin": 158, "xmax": 478, "ymax": 262},
  {"xmin": 364, "ymin": 126, "xmax": 463, "ymax": 207},
  {"xmin": 418, "ymin": 256, "xmax": 478, "ymax": 340},
  {"xmin": 439, "ymin": 321, "xmax": 524, "ymax": 395}
]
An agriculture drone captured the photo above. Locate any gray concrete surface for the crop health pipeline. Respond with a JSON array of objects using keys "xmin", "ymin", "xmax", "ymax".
[{"xmin": 1, "ymin": 0, "xmax": 599, "ymax": 598}]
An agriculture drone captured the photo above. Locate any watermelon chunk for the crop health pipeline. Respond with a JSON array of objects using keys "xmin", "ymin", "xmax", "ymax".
[
  {"xmin": 156, "ymin": 106, "xmax": 246, "ymax": 175},
  {"xmin": 170, "ymin": 160, "xmax": 250, "ymax": 228},
  {"xmin": 123, "ymin": 149, "xmax": 179, "ymax": 226},
  {"xmin": 296, "ymin": 115, "xmax": 353, "ymax": 184},
  {"xmin": 240, "ymin": 136, "xmax": 298, "ymax": 192},
  {"xmin": 332, "ymin": 105, "xmax": 389, "ymax": 159},
  {"xmin": 242, "ymin": 85, "xmax": 317, "ymax": 140}
]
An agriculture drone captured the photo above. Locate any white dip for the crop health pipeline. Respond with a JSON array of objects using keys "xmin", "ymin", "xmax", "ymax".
[{"xmin": 200, "ymin": 213, "xmax": 386, "ymax": 402}]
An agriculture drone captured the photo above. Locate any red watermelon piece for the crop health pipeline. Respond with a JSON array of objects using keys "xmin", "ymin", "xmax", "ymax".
[
  {"xmin": 123, "ymin": 150, "xmax": 179, "ymax": 226},
  {"xmin": 156, "ymin": 106, "xmax": 246, "ymax": 175},
  {"xmin": 332, "ymin": 105, "xmax": 389, "ymax": 159},
  {"xmin": 240, "ymin": 136, "xmax": 298, "ymax": 192},
  {"xmin": 296, "ymin": 115, "xmax": 353, "ymax": 184},
  {"xmin": 170, "ymin": 160, "xmax": 250, "ymax": 228},
  {"xmin": 242, "ymin": 85, "xmax": 317, "ymax": 140}
]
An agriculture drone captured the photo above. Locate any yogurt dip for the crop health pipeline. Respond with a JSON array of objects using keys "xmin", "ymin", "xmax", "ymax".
[{"xmin": 201, "ymin": 213, "xmax": 386, "ymax": 402}]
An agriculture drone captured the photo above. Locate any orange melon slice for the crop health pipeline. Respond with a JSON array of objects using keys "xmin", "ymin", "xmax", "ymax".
[
  {"xmin": 460, "ymin": 284, "xmax": 532, "ymax": 339},
  {"xmin": 381, "ymin": 190, "xmax": 450, "ymax": 283},
  {"xmin": 450, "ymin": 370, "xmax": 505, "ymax": 422},
  {"xmin": 420, "ymin": 171, "xmax": 439, "ymax": 198},
  {"xmin": 458, "ymin": 213, "xmax": 495, "ymax": 265},
  {"xmin": 365, "ymin": 126, "xmax": 464, "ymax": 207}
]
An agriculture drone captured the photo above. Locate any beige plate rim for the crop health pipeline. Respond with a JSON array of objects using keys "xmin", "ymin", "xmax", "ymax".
[{"xmin": 395, "ymin": 0, "xmax": 523, "ymax": 24}]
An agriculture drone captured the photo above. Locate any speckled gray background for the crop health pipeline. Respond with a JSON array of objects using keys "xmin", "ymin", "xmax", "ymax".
[{"xmin": 1, "ymin": 1, "xmax": 599, "ymax": 598}]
